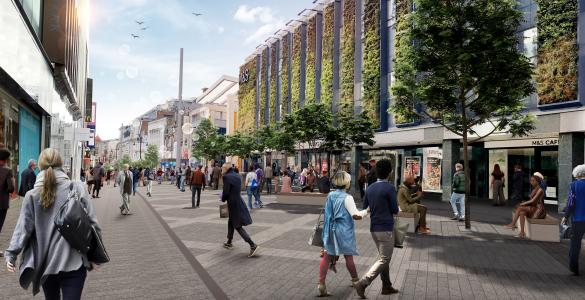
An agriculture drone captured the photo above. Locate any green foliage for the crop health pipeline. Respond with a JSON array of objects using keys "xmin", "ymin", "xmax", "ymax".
[
  {"xmin": 143, "ymin": 144, "xmax": 160, "ymax": 168},
  {"xmin": 362, "ymin": 0, "xmax": 381, "ymax": 128},
  {"xmin": 291, "ymin": 26, "xmax": 302, "ymax": 111},
  {"xmin": 392, "ymin": 0, "xmax": 416, "ymax": 124},
  {"xmin": 321, "ymin": 111, "xmax": 376, "ymax": 153},
  {"xmin": 116, "ymin": 155, "xmax": 132, "ymax": 171},
  {"xmin": 238, "ymin": 59, "xmax": 257, "ymax": 131},
  {"xmin": 341, "ymin": 0, "xmax": 355, "ymax": 117},
  {"xmin": 320, "ymin": 3, "xmax": 335, "ymax": 111},
  {"xmin": 535, "ymin": 0, "xmax": 578, "ymax": 105},
  {"xmin": 224, "ymin": 131, "xmax": 255, "ymax": 159},
  {"xmin": 281, "ymin": 36, "xmax": 291, "ymax": 116},
  {"xmin": 259, "ymin": 49, "xmax": 268, "ymax": 126},
  {"xmin": 270, "ymin": 43, "xmax": 278, "ymax": 124},
  {"xmin": 281, "ymin": 103, "xmax": 334, "ymax": 153},
  {"xmin": 305, "ymin": 16, "xmax": 317, "ymax": 104},
  {"xmin": 192, "ymin": 118, "xmax": 225, "ymax": 161}
]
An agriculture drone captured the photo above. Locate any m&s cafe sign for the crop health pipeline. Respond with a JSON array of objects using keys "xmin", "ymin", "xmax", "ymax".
[{"xmin": 485, "ymin": 138, "xmax": 559, "ymax": 149}]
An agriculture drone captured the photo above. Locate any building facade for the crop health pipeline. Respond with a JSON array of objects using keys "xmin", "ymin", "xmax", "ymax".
[
  {"xmin": 0, "ymin": 0, "xmax": 90, "ymax": 180},
  {"xmin": 238, "ymin": 0, "xmax": 585, "ymax": 209}
]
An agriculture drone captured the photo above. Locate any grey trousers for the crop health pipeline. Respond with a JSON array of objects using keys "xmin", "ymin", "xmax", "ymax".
[
  {"xmin": 120, "ymin": 193, "xmax": 131, "ymax": 212},
  {"xmin": 361, "ymin": 231, "xmax": 394, "ymax": 288},
  {"xmin": 493, "ymin": 180, "xmax": 506, "ymax": 205}
]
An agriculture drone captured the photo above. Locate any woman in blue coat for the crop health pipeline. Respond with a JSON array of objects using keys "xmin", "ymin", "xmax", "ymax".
[{"xmin": 318, "ymin": 171, "xmax": 368, "ymax": 296}]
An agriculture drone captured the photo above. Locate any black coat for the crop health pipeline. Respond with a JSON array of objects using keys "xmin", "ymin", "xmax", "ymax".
[
  {"xmin": 0, "ymin": 167, "xmax": 14, "ymax": 209},
  {"xmin": 18, "ymin": 168, "xmax": 36, "ymax": 197},
  {"xmin": 221, "ymin": 170, "xmax": 252, "ymax": 228}
]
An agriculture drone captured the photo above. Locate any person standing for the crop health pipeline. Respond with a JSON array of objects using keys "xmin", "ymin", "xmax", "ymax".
[
  {"xmin": 358, "ymin": 164, "xmax": 367, "ymax": 199},
  {"xmin": 18, "ymin": 159, "xmax": 37, "ymax": 197},
  {"xmin": 221, "ymin": 163, "xmax": 259, "ymax": 257},
  {"xmin": 211, "ymin": 163, "xmax": 222, "ymax": 190},
  {"xmin": 354, "ymin": 159, "xmax": 399, "ymax": 298},
  {"xmin": 185, "ymin": 165, "xmax": 192, "ymax": 191},
  {"xmin": 169, "ymin": 168, "xmax": 176, "ymax": 185},
  {"xmin": 132, "ymin": 167, "xmax": 141, "ymax": 196},
  {"xmin": 190, "ymin": 165, "xmax": 206, "ymax": 208},
  {"xmin": 144, "ymin": 167, "xmax": 154, "ymax": 197},
  {"xmin": 156, "ymin": 168, "xmax": 163, "ymax": 184},
  {"xmin": 117, "ymin": 164, "xmax": 133, "ymax": 215},
  {"xmin": 281, "ymin": 172, "xmax": 292, "ymax": 193},
  {"xmin": 318, "ymin": 171, "xmax": 331, "ymax": 194},
  {"xmin": 398, "ymin": 176, "xmax": 430, "ymax": 234},
  {"xmin": 365, "ymin": 160, "xmax": 377, "ymax": 187},
  {"xmin": 491, "ymin": 164, "xmax": 506, "ymax": 206},
  {"xmin": 245, "ymin": 166, "xmax": 260, "ymax": 209},
  {"xmin": 91, "ymin": 162, "xmax": 105, "ymax": 198},
  {"xmin": 564, "ymin": 164, "xmax": 585, "ymax": 276},
  {"xmin": 5, "ymin": 148, "xmax": 102, "ymax": 299},
  {"xmin": 318, "ymin": 171, "xmax": 368, "ymax": 296},
  {"xmin": 0, "ymin": 148, "xmax": 15, "ymax": 258},
  {"xmin": 450, "ymin": 163, "xmax": 466, "ymax": 221},
  {"xmin": 85, "ymin": 168, "xmax": 93, "ymax": 194},
  {"xmin": 264, "ymin": 163, "xmax": 273, "ymax": 195}
]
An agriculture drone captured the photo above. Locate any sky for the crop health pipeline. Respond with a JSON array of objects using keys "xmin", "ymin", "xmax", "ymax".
[{"xmin": 90, "ymin": 0, "xmax": 316, "ymax": 140}]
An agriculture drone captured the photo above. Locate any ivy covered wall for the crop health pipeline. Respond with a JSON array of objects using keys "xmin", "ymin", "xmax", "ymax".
[
  {"xmin": 291, "ymin": 26, "xmax": 302, "ymax": 111},
  {"xmin": 392, "ymin": 0, "xmax": 415, "ymax": 124},
  {"xmin": 237, "ymin": 58, "xmax": 257, "ymax": 132},
  {"xmin": 270, "ymin": 42, "xmax": 278, "ymax": 124},
  {"xmin": 306, "ymin": 16, "xmax": 317, "ymax": 104},
  {"xmin": 340, "ymin": 0, "xmax": 356, "ymax": 117},
  {"xmin": 259, "ymin": 48, "xmax": 268, "ymax": 125},
  {"xmin": 363, "ymin": 0, "xmax": 381, "ymax": 128},
  {"xmin": 320, "ymin": 3, "xmax": 335, "ymax": 111},
  {"xmin": 535, "ymin": 0, "xmax": 578, "ymax": 105},
  {"xmin": 281, "ymin": 34, "xmax": 291, "ymax": 115}
]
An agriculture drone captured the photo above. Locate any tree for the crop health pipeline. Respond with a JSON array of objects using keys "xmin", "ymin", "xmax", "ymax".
[
  {"xmin": 224, "ymin": 131, "xmax": 255, "ymax": 165},
  {"xmin": 116, "ymin": 155, "xmax": 132, "ymax": 171},
  {"xmin": 192, "ymin": 118, "xmax": 225, "ymax": 162},
  {"xmin": 143, "ymin": 144, "xmax": 160, "ymax": 169},
  {"xmin": 391, "ymin": 0, "xmax": 535, "ymax": 228}
]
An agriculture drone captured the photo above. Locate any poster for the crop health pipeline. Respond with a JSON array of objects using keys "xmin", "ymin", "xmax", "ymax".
[
  {"xmin": 488, "ymin": 149, "xmax": 508, "ymax": 199},
  {"xmin": 423, "ymin": 147, "xmax": 443, "ymax": 192},
  {"xmin": 403, "ymin": 156, "xmax": 421, "ymax": 179}
]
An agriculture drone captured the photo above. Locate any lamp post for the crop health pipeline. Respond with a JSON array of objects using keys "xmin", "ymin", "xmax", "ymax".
[{"xmin": 175, "ymin": 48, "xmax": 184, "ymax": 169}]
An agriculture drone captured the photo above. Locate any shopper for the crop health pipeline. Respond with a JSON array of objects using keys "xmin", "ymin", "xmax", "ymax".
[
  {"xmin": 302, "ymin": 169, "xmax": 317, "ymax": 193},
  {"xmin": 365, "ymin": 160, "xmax": 377, "ymax": 187},
  {"xmin": 144, "ymin": 167, "xmax": 154, "ymax": 197},
  {"xmin": 450, "ymin": 163, "xmax": 466, "ymax": 221},
  {"xmin": 190, "ymin": 165, "xmax": 206, "ymax": 208},
  {"xmin": 91, "ymin": 162, "xmax": 105, "ymax": 198},
  {"xmin": 318, "ymin": 171, "xmax": 331, "ymax": 194},
  {"xmin": 281, "ymin": 172, "xmax": 292, "ymax": 193},
  {"xmin": 156, "ymin": 168, "xmax": 163, "ymax": 184},
  {"xmin": 264, "ymin": 163, "xmax": 273, "ymax": 194},
  {"xmin": 506, "ymin": 175, "xmax": 547, "ymax": 238},
  {"xmin": 5, "ymin": 148, "xmax": 101, "ymax": 298},
  {"xmin": 491, "ymin": 164, "xmax": 506, "ymax": 206},
  {"xmin": 245, "ymin": 166, "xmax": 260, "ymax": 209},
  {"xmin": 358, "ymin": 164, "xmax": 367, "ymax": 199},
  {"xmin": 564, "ymin": 164, "xmax": 585, "ymax": 276},
  {"xmin": 131, "ymin": 167, "xmax": 140, "ymax": 196},
  {"xmin": 254, "ymin": 164, "xmax": 264, "ymax": 207},
  {"xmin": 179, "ymin": 167, "xmax": 187, "ymax": 192},
  {"xmin": 0, "ymin": 148, "xmax": 15, "ymax": 258},
  {"xmin": 18, "ymin": 159, "xmax": 37, "ymax": 197},
  {"xmin": 318, "ymin": 171, "xmax": 368, "ymax": 297},
  {"xmin": 85, "ymin": 168, "xmax": 94, "ymax": 194},
  {"xmin": 169, "ymin": 168, "xmax": 175, "ymax": 185},
  {"xmin": 398, "ymin": 175, "xmax": 430, "ymax": 234},
  {"xmin": 511, "ymin": 163, "xmax": 524, "ymax": 205},
  {"xmin": 185, "ymin": 166, "xmax": 192, "ymax": 191},
  {"xmin": 117, "ymin": 164, "xmax": 134, "ymax": 215},
  {"xmin": 176, "ymin": 167, "xmax": 182, "ymax": 190},
  {"xmin": 354, "ymin": 159, "xmax": 399, "ymax": 298},
  {"xmin": 211, "ymin": 163, "xmax": 222, "ymax": 190},
  {"xmin": 221, "ymin": 163, "xmax": 259, "ymax": 257}
]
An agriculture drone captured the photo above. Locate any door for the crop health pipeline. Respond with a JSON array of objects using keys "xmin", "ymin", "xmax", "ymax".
[{"xmin": 18, "ymin": 109, "xmax": 41, "ymax": 183}]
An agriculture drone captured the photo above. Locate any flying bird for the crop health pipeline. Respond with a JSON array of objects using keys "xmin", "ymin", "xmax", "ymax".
[
  {"xmin": 140, "ymin": 27, "xmax": 149, "ymax": 30},
  {"xmin": 192, "ymin": 12, "xmax": 203, "ymax": 16},
  {"xmin": 135, "ymin": 20, "xmax": 144, "ymax": 25},
  {"xmin": 131, "ymin": 34, "xmax": 140, "ymax": 38}
]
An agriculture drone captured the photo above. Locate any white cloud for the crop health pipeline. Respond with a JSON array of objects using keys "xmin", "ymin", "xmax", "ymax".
[
  {"xmin": 218, "ymin": 26, "xmax": 225, "ymax": 34},
  {"xmin": 245, "ymin": 20, "xmax": 285, "ymax": 44},
  {"xmin": 234, "ymin": 5, "xmax": 275, "ymax": 24}
]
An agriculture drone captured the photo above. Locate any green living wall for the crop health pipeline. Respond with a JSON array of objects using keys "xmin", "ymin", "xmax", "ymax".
[
  {"xmin": 270, "ymin": 43, "xmax": 278, "ymax": 124},
  {"xmin": 259, "ymin": 49, "xmax": 268, "ymax": 125},
  {"xmin": 363, "ymin": 0, "xmax": 381, "ymax": 128},
  {"xmin": 281, "ymin": 35, "xmax": 291, "ymax": 115},
  {"xmin": 392, "ymin": 0, "xmax": 415, "ymax": 124},
  {"xmin": 306, "ymin": 16, "xmax": 317, "ymax": 104},
  {"xmin": 291, "ymin": 26, "xmax": 303, "ymax": 111},
  {"xmin": 320, "ymin": 3, "xmax": 335, "ymax": 111},
  {"xmin": 340, "ymin": 0, "xmax": 356, "ymax": 117},
  {"xmin": 535, "ymin": 0, "xmax": 578, "ymax": 105},
  {"xmin": 237, "ymin": 59, "xmax": 257, "ymax": 132}
]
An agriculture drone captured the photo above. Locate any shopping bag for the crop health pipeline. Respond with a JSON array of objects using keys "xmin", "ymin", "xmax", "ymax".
[
  {"xmin": 393, "ymin": 217, "xmax": 409, "ymax": 248},
  {"xmin": 219, "ymin": 203, "xmax": 229, "ymax": 218},
  {"xmin": 308, "ymin": 209, "xmax": 324, "ymax": 247}
]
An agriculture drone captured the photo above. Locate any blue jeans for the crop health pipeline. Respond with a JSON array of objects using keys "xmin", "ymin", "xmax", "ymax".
[
  {"xmin": 247, "ymin": 186, "xmax": 258, "ymax": 209},
  {"xmin": 570, "ymin": 221, "xmax": 585, "ymax": 273},
  {"xmin": 254, "ymin": 185, "xmax": 263, "ymax": 207},
  {"xmin": 180, "ymin": 176, "xmax": 186, "ymax": 191},
  {"xmin": 450, "ymin": 192, "xmax": 465, "ymax": 218},
  {"xmin": 132, "ymin": 180, "xmax": 138, "ymax": 195},
  {"xmin": 42, "ymin": 267, "xmax": 87, "ymax": 300}
]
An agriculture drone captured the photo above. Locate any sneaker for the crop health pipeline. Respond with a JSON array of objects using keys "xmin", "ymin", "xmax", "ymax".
[
  {"xmin": 317, "ymin": 283, "xmax": 328, "ymax": 297},
  {"xmin": 248, "ymin": 245, "xmax": 259, "ymax": 257},
  {"xmin": 223, "ymin": 243, "xmax": 233, "ymax": 250},
  {"xmin": 450, "ymin": 216, "xmax": 459, "ymax": 220},
  {"xmin": 458, "ymin": 217, "xmax": 465, "ymax": 222},
  {"xmin": 353, "ymin": 281, "xmax": 367, "ymax": 299},
  {"xmin": 381, "ymin": 286, "xmax": 399, "ymax": 295}
]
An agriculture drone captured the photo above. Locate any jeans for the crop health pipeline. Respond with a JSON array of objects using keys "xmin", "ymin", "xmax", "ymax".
[
  {"xmin": 264, "ymin": 178, "xmax": 272, "ymax": 194},
  {"xmin": 120, "ymin": 193, "xmax": 131, "ymax": 213},
  {"xmin": 360, "ymin": 231, "xmax": 394, "ymax": 288},
  {"xmin": 132, "ymin": 180, "xmax": 138, "ymax": 195},
  {"xmin": 192, "ymin": 185, "xmax": 202, "ymax": 207},
  {"xmin": 146, "ymin": 180, "xmax": 152, "ymax": 194},
  {"xmin": 157, "ymin": 176, "xmax": 162, "ymax": 184},
  {"xmin": 570, "ymin": 221, "xmax": 585, "ymax": 273},
  {"xmin": 254, "ymin": 185, "xmax": 263, "ymax": 207},
  {"xmin": 247, "ymin": 186, "xmax": 259, "ymax": 209},
  {"xmin": 227, "ymin": 219, "xmax": 255, "ymax": 247},
  {"xmin": 180, "ymin": 176, "xmax": 186, "ymax": 191},
  {"xmin": 450, "ymin": 192, "xmax": 465, "ymax": 218},
  {"xmin": 92, "ymin": 182, "xmax": 101, "ymax": 197},
  {"xmin": 170, "ymin": 176, "xmax": 175, "ymax": 184},
  {"xmin": 177, "ymin": 175, "xmax": 182, "ymax": 189},
  {"xmin": 42, "ymin": 267, "xmax": 87, "ymax": 300}
]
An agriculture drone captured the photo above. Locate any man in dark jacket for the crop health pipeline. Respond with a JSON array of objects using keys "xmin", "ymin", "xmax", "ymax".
[
  {"xmin": 0, "ymin": 148, "xmax": 15, "ymax": 257},
  {"xmin": 190, "ymin": 165, "xmax": 206, "ymax": 208},
  {"xmin": 18, "ymin": 159, "xmax": 36, "ymax": 197},
  {"xmin": 211, "ymin": 163, "xmax": 222, "ymax": 190},
  {"xmin": 221, "ymin": 163, "xmax": 259, "ymax": 257},
  {"xmin": 92, "ymin": 162, "xmax": 105, "ymax": 198}
]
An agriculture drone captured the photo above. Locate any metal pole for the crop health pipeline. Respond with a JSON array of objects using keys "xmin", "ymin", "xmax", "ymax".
[{"xmin": 175, "ymin": 48, "xmax": 184, "ymax": 169}]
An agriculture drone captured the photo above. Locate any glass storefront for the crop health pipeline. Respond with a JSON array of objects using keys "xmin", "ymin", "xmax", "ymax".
[{"xmin": 0, "ymin": 88, "xmax": 21, "ymax": 180}]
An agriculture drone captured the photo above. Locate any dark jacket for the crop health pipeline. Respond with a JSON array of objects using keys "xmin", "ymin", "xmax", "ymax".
[
  {"xmin": 363, "ymin": 180, "xmax": 399, "ymax": 232},
  {"xmin": 18, "ymin": 168, "xmax": 36, "ymax": 197},
  {"xmin": 221, "ymin": 170, "xmax": 252, "ymax": 228},
  {"xmin": 452, "ymin": 171, "xmax": 465, "ymax": 194},
  {"xmin": 0, "ymin": 166, "xmax": 14, "ymax": 209}
]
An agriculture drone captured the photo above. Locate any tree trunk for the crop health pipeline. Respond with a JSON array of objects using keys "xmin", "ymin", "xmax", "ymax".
[{"xmin": 463, "ymin": 133, "xmax": 471, "ymax": 229}]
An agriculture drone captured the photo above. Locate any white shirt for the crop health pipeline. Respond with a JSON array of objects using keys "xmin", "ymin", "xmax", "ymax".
[
  {"xmin": 344, "ymin": 195, "xmax": 368, "ymax": 217},
  {"xmin": 245, "ymin": 172, "xmax": 257, "ymax": 187}
]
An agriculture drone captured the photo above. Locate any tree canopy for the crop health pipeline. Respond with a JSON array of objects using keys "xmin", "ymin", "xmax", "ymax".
[{"xmin": 191, "ymin": 118, "xmax": 225, "ymax": 161}]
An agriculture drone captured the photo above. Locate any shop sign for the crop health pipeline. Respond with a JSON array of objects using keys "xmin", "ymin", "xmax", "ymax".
[{"xmin": 485, "ymin": 138, "xmax": 559, "ymax": 149}]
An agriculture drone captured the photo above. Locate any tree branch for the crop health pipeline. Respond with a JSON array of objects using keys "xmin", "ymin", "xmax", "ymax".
[{"xmin": 419, "ymin": 109, "xmax": 463, "ymax": 136}]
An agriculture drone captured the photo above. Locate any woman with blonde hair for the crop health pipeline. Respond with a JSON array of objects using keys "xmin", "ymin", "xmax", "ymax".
[
  {"xmin": 318, "ymin": 171, "xmax": 367, "ymax": 296},
  {"xmin": 5, "ymin": 148, "xmax": 101, "ymax": 299}
]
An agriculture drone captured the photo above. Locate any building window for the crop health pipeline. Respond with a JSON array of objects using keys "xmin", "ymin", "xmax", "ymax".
[
  {"xmin": 520, "ymin": 27, "xmax": 537, "ymax": 65},
  {"xmin": 19, "ymin": 0, "xmax": 43, "ymax": 36}
]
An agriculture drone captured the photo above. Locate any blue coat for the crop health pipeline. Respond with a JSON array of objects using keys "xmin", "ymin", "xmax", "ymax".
[{"xmin": 321, "ymin": 190, "xmax": 359, "ymax": 256}]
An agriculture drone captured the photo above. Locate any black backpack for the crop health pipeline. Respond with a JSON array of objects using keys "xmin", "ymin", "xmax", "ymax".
[{"xmin": 54, "ymin": 183, "xmax": 92, "ymax": 254}]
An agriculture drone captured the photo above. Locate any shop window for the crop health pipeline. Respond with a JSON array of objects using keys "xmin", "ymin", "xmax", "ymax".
[{"xmin": 18, "ymin": 0, "xmax": 43, "ymax": 36}]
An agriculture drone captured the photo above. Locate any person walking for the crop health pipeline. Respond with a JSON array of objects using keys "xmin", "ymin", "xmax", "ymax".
[
  {"xmin": 85, "ymin": 168, "xmax": 93, "ymax": 195},
  {"xmin": 91, "ymin": 162, "xmax": 105, "ymax": 198},
  {"xmin": 190, "ymin": 165, "xmax": 206, "ymax": 208},
  {"xmin": 221, "ymin": 163, "xmax": 259, "ymax": 257},
  {"xmin": 398, "ymin": 175, "xmax": 430, "ymax": 234},
  {"xmin": 132, "ymin": 167, "xmax": 140, "ymax": 196},
  {"xmin": 511, "ymin": 163, "xmax": 524, "ymax": 206},
  {"xmin": 318, "ymin": 171, "xmax": 368, "ymax": 296},
  {"xmin": 354, "ymin": 159, "xmax": 400, "ymax": 298},
  {"xmin": 169, "ymin": 168, "xmax": 176, "ymax": 185},
  {"xmin": 450, "ymin": 163, "xmax": 466, "ymax": 221},
  {"xmin": 0, "ymin": 148, "xmax": 15, "ymax": 258},
  {"xmin": 506, "ymin": 175, "xmax": 547, "ymax": 238},
  {"xmin": 5, "ymin": 148, "xmax": 101, "ymax": 299},
  {"xmin": 358, "ymin": 164, "xmax": 367, "ymax": 199},
  {"xmin": 264, "ymin": 163, "xmax": 273, "ymax": 195},
  {"xmin": 281, "ymin": 172, "xmax": 292, "ymax": 193},
  {"xmin": 254, "ymin": 164, "xmax": 264, "ymax": 208},
  {"xmin": 563, "ymin": 164, "xmax": 585, "ymax": 276},
  {"xmin": 106, "ymin": 169, "xmax": 112, "ymax": 186},
  {"xmin": 211, "ymin": 163, "xmax": 222, "ymax": 190},
  {"xmin": 491, "ymin": 164, "xmax": 506, "ymax": 206},
  {"xmin": 18, "ymin": 159, "xmax": 36, "ymax": 197},
  {"xmin": 185, "ymin": 166, "xmax": 192, "ymax": 191},
  {"xmin": 365, "ymin": 160, "xmax": 377, "ymax": 187},
  {"xmin": 156, "ymin": 168, "xmax": 163, "ymax": 184},
  {"xmin": 117, "ymin": 164, "xmax": 134, "ymax": 215},
  {"xmin": 245, "ymin": 166, "xmax": 260, "ymax": 209},
  {"xmin": 144, "ymin": 167, "xmax": 154, "ymax": 197}
]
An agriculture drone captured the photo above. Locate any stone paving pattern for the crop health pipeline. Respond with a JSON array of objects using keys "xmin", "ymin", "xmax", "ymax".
[{"xmin": 1, "ymin": 182, "xmax": 585, "ymax": 299}]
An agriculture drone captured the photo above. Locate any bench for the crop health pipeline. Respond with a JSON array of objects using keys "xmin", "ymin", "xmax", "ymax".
[
  {"xmin": 515, "ymin": 215, "xmax": 560, "ymax": 242},
  {"xmin": 396, "ymin": 212, "xmax": 419, "ymax": 233}
]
